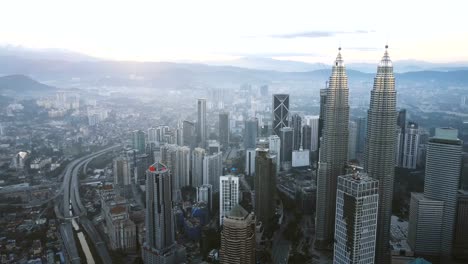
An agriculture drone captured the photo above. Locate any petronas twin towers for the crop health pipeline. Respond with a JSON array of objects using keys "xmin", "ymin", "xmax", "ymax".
[{"xmin": 315, "ymin": 46, "xmax": 396, "ymax": 264}]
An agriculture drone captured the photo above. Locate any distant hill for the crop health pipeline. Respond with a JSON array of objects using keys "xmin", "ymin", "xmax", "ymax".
[
  {"xmin": 0, "ymin": 45, "xmax": 98, "ymax": 62},
  {"xmin": 0, "ymin": 74, "xmax": 57, "ymax": 97}
]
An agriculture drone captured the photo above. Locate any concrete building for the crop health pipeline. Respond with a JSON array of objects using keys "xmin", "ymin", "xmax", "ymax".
[
  {"xmin": 272, "ymin": 94, "xmax": 289, "ymax": 136},
  {"xmin": 364, "ymin": 46, "xmax": 397, "ymax": 263},
  {"xmin": 197, "ymin": 98, "xmax": 207, "ymax": 148},
  {"xmin": 219, "ymin": 205, "xmax": 256, "ymax": 264},
  {"xmin": 203, "ymin": 152, "xmax": 223, "ymax": 192},
  {"xmin": 182, "ymin": 120, "xmax": 196, "ymax": 149},
  {"xmin": 315, "ymin": 48, "xmax": 350, "ymax": 249},
  {"xmin": 245, "ymin": 148, "xmax": 256, "ymax": 177},
  {"xmin": 219, "ymin": 112, "xmax": 230, "ymax": 149},
  {"xmin": 191, "ymin": 148, "xmax": 206, "ymax": 187},
  {"xmin": 160, "ymin": 144, "xmax": 179, "ymax": 200},
  {"xmin": 132, "ymin": 130, "xmax": 146, "ymax": 153},
  {"xmin": 348, "ymin": 121, "xmax": 357, "ymax": 160},
  {"xmin": 244, "ymin": 118, "xmax": 258, "ymax": 150},
  {"xmin": 176, "ymin": 146, "xmax": 190, "ymax": 188},
  {"xmin": 219, "ymin": 175, "xmax": 239, "ymax": 225},
  {"xmin": 279, "ymin": 127, "xmax": 293, "ymax": 170},
  {"xmin": 113, "ymin": 157, "xmax": 131, "ymax": 187},
  {"xmin": 402, "ymin": 122, "xmax": 420, "ymax": 169},
  {"xmin": 291, "ymin": 114, "xmax": 302, "ymax": 151},
  {"xmin": 197, "ymin": 184, "xmax": 213, "ymax": 213},
  {"xmin": 453, "ymin": 190, "xmax": 468, "ymax": 260},
  {"xmin": 408, "ymin": 128, "xmax": 463, "ymax": 260},
  {"xmin": 143, "ymin": 162, "xmax": 185, "ymax": 264},
  {"xmin": 292, "ymin": 150, "xmax": 310, "ymax": 167},
  {"xmin": 356, "ymin": 117, "xmax": 367, "ymax": 162},
  {"xmin": 254, "ymin": 148, "xmax": 276, "ymax": 227},
  {"xmin": 334, "ymin": 172, "xmax": 379, "ymax": 264},
  {"xmin": 268, "ymin": 135, "xmax": 281, "ymax": 173}
]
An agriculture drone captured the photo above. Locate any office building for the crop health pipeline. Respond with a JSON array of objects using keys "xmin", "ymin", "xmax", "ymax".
[
  {"xmin": 364, "ymin": 46, "xmax": 397, "ymax": 263},
  {"xmin": 291, "ymin": 114, "xmax": 302, "ymax": 151},
  {"xmin": 356, "ymin": 117, "xmax": 367, "ymax": 162},
  {"xmin": 268, "ymin": 135, "xmax": 281, "ymax": 173},
  {"xmin": 148, "ymin": 127, "xmax": 158, "ymax": 144},
  {"xmin": 396, "ymin": 109, "xmax": 407, "ymax": 166},
  {"xmin": 348, "ymin": 120, "xmax": 358, "ymax": 160},
  {"xmin": 302, "ymin": 125, "xmax": 312, "ymax": 152},
  {"xmin": 160, "ymin": 144, "xmax": 179, "ymax": 200},
  {"xmin": 244, "ymin": 118, "xmax": 258, "ymax": 149},
  {"xmin": 402, "ymin": 122, "xmax": 420, "ymax": 169},
  {"xmin": 334, "ymin": 172, "xmax": 379, "ymax": 264},
  {"xmin": 315, "ymin": 48, "xmax": 350, "ymax": 249},
  {"xmin": 191, "ymin": 148, "xmax": 206, "ymax": 187},
  {"xmin": 219, "ymin": 112, "xmax": 230, "ymax": 149},
  {"xmin": 183, "ymin": 121, "xmax": 196, "ymax": 149},
  {"xmin": 219, "ymin": 175, "xmax": 240, "ymax": 225},
  {"xmin": 143, "ymin": 162, "xmax": 184, "ymax": 264},
  {"xmin": 292, "ymin": 150, "xmax": 310, "ymax": 167},
  {"xmin": 219, "ymin": 205, "xmax": 256, "ymax": 264},
  {"xmin": 453, "ymin": 190, "xmax": 468, "ymax": 260},
  {"xmin": 203, "ymin": 152, "xmax": 223, "ymax": 192},
  {"xmin": 132, "ymin": 130, "xmax": 146, "ymax": 153},
  {"xmin": 197, "ymin": 98, "xmax": 207, "ymax": 148},
  {"xmin": 245, "ymin": 148, "xmax": 256, "ymax": 177},
  {"xmin": 254, "ymin": 148, "xmax": 276, "ymax": 227},
  {"xmin": 272, "ymin": 94, "xmax": 289, "ymax": 136},
  {"xmin": 279, "ymin": 127, "xmax": 293, "ymax": 170}
]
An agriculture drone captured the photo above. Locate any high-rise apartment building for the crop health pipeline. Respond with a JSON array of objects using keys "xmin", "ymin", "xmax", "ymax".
[
  {"xmin": 219, "ymin": 205, "xmax": 256, "ymax": 264},
  {"xmin": 176, "ymin": 146, "xmax": 190, "ymax": 188},
  {"xmin": 334, "ymin": 172, "xmax": 379, "ymax": 264},
  {"xmin": 197, "ymin": 98, "xmax": 207, "ymax": 148},
  {"xmin": 203, "ymin": 152, "xmax": 223, "ymax": 192},
  {"xmin": 254, "ymin": 148, "xmax": 276, "ymax": 227},
  {"xmin": 291, "ymin": 114, "xmax": 302, "ymax": 151},
  {"xmin": 143, "ymin": 162, "xmax": 184, "ymax": 264},
  {"xmin": 113, "ymin": 157, "xmax": 131, "ymax": 187},
  {"xmin": 315, "ymin": 48, "xmax": 350, "ymax": 249},
  {"xmin": 191, "ymin": 148, "xmax": 206, "ymax": 187},
  {"xmin": 219, "ymin": 112, "xmax": 230, "ymax": 149},
  {"xmin": 183, "ymin": 120, "xmax": 196, "ymax": 149},
  {"xmin": 272, "ymin": 94, "xmax": 289, "ymax": 136},
  {"xmin": 364, "ymin": 46, "xmax": 397, "ymax": 263},
  {"xmin": 219, "ymin": 175, "xmax": 240, "ymax": 225}
]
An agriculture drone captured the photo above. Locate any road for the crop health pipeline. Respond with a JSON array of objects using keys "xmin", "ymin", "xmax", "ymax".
[{"xmin": 58, "ymin": 145, "xmax": 119, "ymax": 264}]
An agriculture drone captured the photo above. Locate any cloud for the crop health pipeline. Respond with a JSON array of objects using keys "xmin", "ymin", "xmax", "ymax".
[
  {"xmin": 271, "ymin": 30, "xmax": 375, "ymax": 39},
  {"xmin": 227, "ymin": 51, "xmax": 318, "ymax": 57}
]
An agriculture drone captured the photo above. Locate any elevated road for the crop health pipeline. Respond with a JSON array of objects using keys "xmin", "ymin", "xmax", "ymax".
[{"xmin": 57, "ymin": 145, "xmax": 120, "ymax": 264}]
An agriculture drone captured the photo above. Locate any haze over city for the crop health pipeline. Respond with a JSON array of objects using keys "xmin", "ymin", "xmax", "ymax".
[{"xmin": 0, "ymin": 1, "xmax": 468, "ymax": 264}]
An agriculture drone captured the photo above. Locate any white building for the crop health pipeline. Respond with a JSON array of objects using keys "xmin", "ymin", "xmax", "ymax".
[
  {"xmin": 268, "ymin": 135, "xmax": 281, "ymax": 173},
  {"xmin": 219, "ymin": 175, "xmax": 239, "ymax": 225},
  {"xmin": 245, "ymin": 148, "xmax": 256, "ymax": 176},
  {"xmin": 334, "ymin": 172, "xmax": 379, "ymax": 264},
  {"xmin": 203, "ymin": 152, "xmax": 223, "ymax": 192}
]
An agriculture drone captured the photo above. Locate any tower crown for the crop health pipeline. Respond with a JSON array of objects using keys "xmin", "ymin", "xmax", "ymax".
[
  {"xmin": 334, "ymin": 47, "xmax": 344, "ymax": 67},
  {"xmin": 379, "ymin": 45, "xmax": 392, "ymax": 68}
]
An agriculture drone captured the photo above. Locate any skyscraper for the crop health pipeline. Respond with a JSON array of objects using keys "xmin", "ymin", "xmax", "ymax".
[
  {"xmin": 334, "ymin": 172, "xmax": 379, "ymax": 264},
  {"xmin": 279, "ymin": 127, "xmax": 293, "ymax": 170},
  {"xmin": 196, "ymin": 184, "xmax": 213, "ymax": 213},
  {"xmin": 244, "ymin": 118, "xmax": 258, "ymax": 149},
  {"xmin": 143, "ymin": 162, "xmax": 183, "ymax": 264},
  {"xmin": 268, "ymin": 135, "xmax": 281, "ymax": 173},
  {"xmin": 191, "ymin": 148, "xmax": 206, "ymax": 187},
  {"xmin": 355, "ymin": 117, "xmax": 367, "ymax": 162},
  {"xmin": 402, "ymin": 122, "xmax": 420, "ymax": 169},
  {"xmin": 219, "ymin": 175, "xmax": 240, "ymax": 225},
  {"xmin": 176, "ymin": 146, "xmax": 190, "ymax": 188},
  {"xmin": 219, "ymin": 112, "xmax": 230, "ymax": 149},
  {"xmin": 245, "ymin": 148, "xmax": 256, "ymax": 177},
  {"xmin": 272, "ymin": 94, "xmax": 289, "ymax": 136},
  {"xmin": 348, "ymin": 121, "xmax": 358, "ymax": 160},
  {"xmin": 113, "ymin": 157, "xmax": 131, "ymax": 187},
  {"xmin": 364, "ymin": 46, "xmax": 397, "ymax": 263},
  {"xmin": 396, "ymin": 109, "xmax": 407, "ymax": 166},
  {"xmin": 219, "ymin": 205, "xmax": 256, "ymax": 264},
  {"xmin": 132, "ymin": 130, "xmax": 146, "ymax": 153},
  {"xmin": 183, "ymin": 120, "xmax": 196, "ymax": 149},
  {"xmin": 148, "ymin": 127, "xmax": 158, "ymax": 144},
  {"xmin": 197, "ymin": 98, "xmax": 207, "ymax": 148},
  {"xmin": 254, "ymin": 148, "xmax": 276, "ymax": 227},
  {"xmin": 291, "ymin": 114, "xmax": 302, "ymax": 151},
  {"xmin": 315, "ymin": 48, "xmax": 350, "ymax": 249},
  {"xmin": 408, "ymin": 128, "xmax": 463, "ymax": 260},
  {"xmin": 203, "ymin": 152, "xmax": 223, "ymax": 192},
  {"xmin": 304, "ymin": 115, "xmax": 320, "ymax": 152}
]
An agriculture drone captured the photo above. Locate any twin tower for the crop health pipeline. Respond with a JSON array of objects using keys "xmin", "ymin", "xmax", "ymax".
[{"xmin": 315, "ymin": 46, "xmax": 396, "ymax": 264}]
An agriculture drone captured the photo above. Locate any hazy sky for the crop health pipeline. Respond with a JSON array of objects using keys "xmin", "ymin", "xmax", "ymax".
[{"xmin": 1, "ymin": 0, "xmax": 467, "ymax": 63}]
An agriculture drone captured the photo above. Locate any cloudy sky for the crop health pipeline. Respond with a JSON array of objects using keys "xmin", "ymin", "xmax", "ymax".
[{"xmin": 0, "ymin": 0, "xmax": 467, "ymax": 63}]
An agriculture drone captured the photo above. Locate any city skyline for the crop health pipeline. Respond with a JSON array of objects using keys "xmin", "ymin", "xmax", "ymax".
[{"xmin": 1, "ymin": 1, "xmax": 467, "ymax": 63}]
